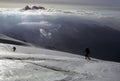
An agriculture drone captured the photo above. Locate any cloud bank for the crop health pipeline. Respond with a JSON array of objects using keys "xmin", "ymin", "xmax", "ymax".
[{"xmin": 0, "ymin": 0, "xmax": 120, "ymax": 6}]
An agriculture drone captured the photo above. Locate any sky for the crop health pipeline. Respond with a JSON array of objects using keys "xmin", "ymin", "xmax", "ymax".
[{"xmin": 0, "ymin": 0, "xmax": 120, "ymax": 6}]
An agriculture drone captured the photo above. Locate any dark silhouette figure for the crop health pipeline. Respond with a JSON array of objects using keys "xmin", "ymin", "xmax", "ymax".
[
  {"xmin": 13, "ymin": 47, "xmax": 16, "ymax": 52},
  {"xmin": 24, "ymin": 5, "xmax": 31, "ymax": 10},
  {"xmin": 84, "ymin": 48, "xmax": 91, "ymax": 60}
]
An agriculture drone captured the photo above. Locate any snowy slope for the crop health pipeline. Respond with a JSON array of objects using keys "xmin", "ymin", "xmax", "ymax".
[
  {"xmin": 1, "ymin": 7, "xmax": 120, "ymax": 62},
  {"xmin": 0, "ymin": 34, "xmax": 30, "ymax": 46},
  {"xmin": 0, "ymin": 43, "xmax": 120, "ymax": 81}
]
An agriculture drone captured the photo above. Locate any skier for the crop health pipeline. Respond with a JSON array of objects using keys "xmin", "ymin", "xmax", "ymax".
[
  {"xmin": 84, "ymin": 48, "xmax": 91, "ymax": 60},
  {"xmin": 13, "ymin": 46, "xmax": 16, "ymax": 52}
]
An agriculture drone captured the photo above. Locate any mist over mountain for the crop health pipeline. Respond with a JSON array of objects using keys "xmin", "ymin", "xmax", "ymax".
[{"xmin": 0, "ymin": 8, "xmax": 120, "ymax": 62}]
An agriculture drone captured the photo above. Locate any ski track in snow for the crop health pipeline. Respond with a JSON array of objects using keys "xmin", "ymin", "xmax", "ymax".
[
  {"xmin": 0, "ymin": 43, "xmax": 120, "ymax": 81},
  {"xmin": 0, "ymin": 57, "xmax": 95, "ymax": 81}
]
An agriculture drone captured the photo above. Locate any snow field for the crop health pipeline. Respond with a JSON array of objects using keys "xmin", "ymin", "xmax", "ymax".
[{"xmin": 0, "ymin": 43, "xmax": 120, "ymax": 81}]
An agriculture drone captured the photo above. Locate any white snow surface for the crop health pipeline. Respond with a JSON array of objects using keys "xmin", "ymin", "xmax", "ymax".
[{"xmin": 0, "ymin": 43, "xmax": 120, "ymax": 81}]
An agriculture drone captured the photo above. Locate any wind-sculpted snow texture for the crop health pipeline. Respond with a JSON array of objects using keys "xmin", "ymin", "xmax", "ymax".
[{"xmin": 0, "ymin": 43, "xmax": 120, "ymax": 81}]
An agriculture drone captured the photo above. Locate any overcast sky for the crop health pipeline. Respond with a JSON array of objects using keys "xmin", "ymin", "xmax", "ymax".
[{"xmin": 0, "ymin": 0, "xmax": 120, "ymax": 6}]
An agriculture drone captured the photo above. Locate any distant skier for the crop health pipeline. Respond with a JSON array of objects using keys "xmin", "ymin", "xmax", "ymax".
[
  {"xmin": 84, "ymin": 48, "xmax": 91, "ymax": 60},
  {"xmin": 13, "ymin": 47, "xmax": 16, "ymax": 52}
]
